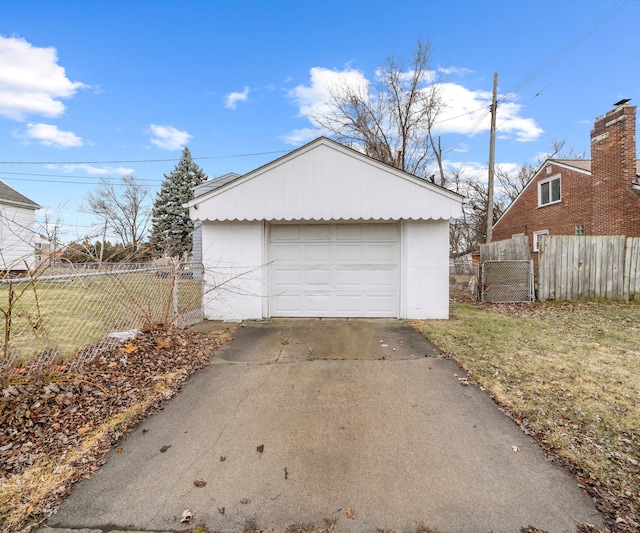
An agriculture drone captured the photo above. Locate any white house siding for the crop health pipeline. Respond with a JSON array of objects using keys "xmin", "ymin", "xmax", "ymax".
[
  {"xmin": 0, "ymin": 204, "xmax": 36, "ymax": 270},
  {"xmin": 190, "ymin": 142, "xmax": 461, "ymax": 223},
  {"xmin": 200, "ymin": 219, "xmax": 452, "ymax": 320},
  {"xmin": 201, "ymin": 221, "xmax": 265, "ymax": 321},
  {"xmin": 402, "ymin": 220, "xmax": 450, "ymax": 319},
  {"xmin": 191, "ymin": 221, "xmax": 203, "ymax": 264}
]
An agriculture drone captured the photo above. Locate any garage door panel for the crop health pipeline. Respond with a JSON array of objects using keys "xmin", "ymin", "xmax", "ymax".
[
  {"xmin": 366, "ymin": 268, "xmax": 397, "ymax": 287},
  {"xmin": 271, "ymin": 225, "xmax": 301, "ymax": 241},
  {"xmin": 306, "ymin": 294, "xmax": 332, "ymax": 312},
  {"xmin": 335, "ymin": 268, "xmax": 365, "ymax": 287},
  {"xmin": 335, "ymin": 243, "xmax": 364, "ymax": 261},
  {"xmin": 336, "ymin": 224, "xmax": 364, "ymax": 240},
  {"xmin": 366, "ymin": 244, "xmax": 397, "ymax": 262},
  {"xmin": 367, "ymin": 294, "xmax": 397, "ymax": 313},
  {"xmin": 306, "ymin": 269, "xmax": 332, "ymax": 286},
  {"xmin": 335, "ymin": 294, "xmax": 365, "ymax": 312},
  {"xmin": 365, "ymin": 223, "xmax": 397, "ymax": 240},
  {"xmin": 304, "ymin": 244, "xmax": 332, "ymax": 261},
  {"xmin": 269, "ymin": 223, "xmax": 399, "ymax": 317},
  {"xmin": 304, "ymin": 225, "xmax": 332, "ymax": 240},
  {"xmin": 271, "ymin": 294, "xmax": 302, "ymax": 314},
  {"xmin": 270, "ymin": 243, "xmax": 302, "ymax": 261},
  {"xmin": 272, "ymin": 268, "xmax": 303, "ymax": 286}
]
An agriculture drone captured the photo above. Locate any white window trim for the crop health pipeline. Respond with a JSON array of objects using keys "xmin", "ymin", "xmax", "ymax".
[
  {"xmin": 533, "ymin": 230, "xmax": 549, "ymax": 252},
  {"xmin": 537, "ymin": 174, "xmax": 562, "ymax": 207}
]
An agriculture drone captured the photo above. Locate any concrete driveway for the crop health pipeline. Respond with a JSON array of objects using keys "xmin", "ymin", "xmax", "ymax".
[{"xmin": 46, "ymin": 319, "xmax": 603, "ymax": 533}]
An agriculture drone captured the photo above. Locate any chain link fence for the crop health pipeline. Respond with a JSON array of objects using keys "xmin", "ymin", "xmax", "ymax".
[
  {"xmin": 481, "ymin": 260, "xmax": 534, "ymax": 303},
  {"xmin": 0, "ymin": 262, "xmax": 203, "ymax": 377}
]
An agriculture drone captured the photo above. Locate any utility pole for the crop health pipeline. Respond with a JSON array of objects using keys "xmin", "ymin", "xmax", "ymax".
[{"xmin": 486, "ymin": 72, "xmax": 498, "ymax": 243}]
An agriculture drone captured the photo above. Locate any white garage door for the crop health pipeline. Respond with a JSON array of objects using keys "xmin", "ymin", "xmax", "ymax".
[{"xmin": 269, "ymin": 223, "xmax": 400, "ymax": 317}]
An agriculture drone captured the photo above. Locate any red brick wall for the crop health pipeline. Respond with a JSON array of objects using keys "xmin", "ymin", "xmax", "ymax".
[
  {"xmin": 492, "ymin": 164, "xmax": 593, "ymax": 249},
  {"xmin": 493, "ymin": 104, "xmax": 640, "ymax": 252},
  {"xmin": 591, "ymin": 105, "xmax": 640, "ymax": 236}
]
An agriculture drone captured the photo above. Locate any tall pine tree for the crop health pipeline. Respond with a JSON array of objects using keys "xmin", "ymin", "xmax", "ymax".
[{"xmin": 150, "ymin": 147, "xmax": 208, "ymax": 257}]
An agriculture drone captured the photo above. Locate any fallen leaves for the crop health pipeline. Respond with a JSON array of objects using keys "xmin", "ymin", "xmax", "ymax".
[
  {"xmin": 123, "ymin": 343, "xmax": 139, "ymax": 354},
  {"xmin": 345, "ymin": 507, "xmax": 356, "ymax": 519},
  {"xmin": 155, "ymin": 338, "xmax": 171, "ymax": 350},
  {"xmin": 0, "ymin": 326, "xmax": 231, "ymax": 532},
  {"xmin": 193, "ymin": 479, "xmax": 206, "ymax": 488}
]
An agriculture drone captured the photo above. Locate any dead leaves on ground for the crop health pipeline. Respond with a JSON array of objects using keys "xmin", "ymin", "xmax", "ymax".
[{"xmin": 0, "ymin": 326, "xmax": 230, "ymax": 531}]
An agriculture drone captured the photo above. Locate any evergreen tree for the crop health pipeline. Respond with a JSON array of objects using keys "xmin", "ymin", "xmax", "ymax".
[{"xmin": 149, "ymin": 147, "xmax": 208, "ymax": 257}]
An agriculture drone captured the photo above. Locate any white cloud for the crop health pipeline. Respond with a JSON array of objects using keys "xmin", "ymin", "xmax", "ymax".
[
  {"xmin": 374, "ymin": 67, "xmax": 437, "ymax": 85},
  {"xmin": 282, "ymin": 127, "xmax": 322, "ymax": 146},
  {"xmin": 0, "ymin": 35, "xmax": 86, "ymax": 120},
  {"xmin": 60, "ymin": 164, "xmax": 134, "ymax": 175},
  {"xmin": 149, "ymin": 124, "xmax": 192, "ymax": 150},
  {"xmin": 438, "ymin": 66, "xmax": 473, "ymax": 76},
  {"xmin": 224, "ymin": 86, "xmax": 250, "ymax": 109},
  {"xmin": 429, "ymin": 83, "xmax": 543, "ymax": 141},
  {"xmin": 288, "ymin": 67, "xmax": 543, "ymax": 145},
  {"xmin": 289, "ymin": 67, "xmax": 370, "ymax": 122},
  {"xmin": 17, "ymin": 123, "xmax": 83, "ymax": 148}
]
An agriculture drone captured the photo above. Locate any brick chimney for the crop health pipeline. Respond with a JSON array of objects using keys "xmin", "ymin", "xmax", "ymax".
[{"xmin": 590, "ymin": 101, "xmax": 639, "ymax": 235}]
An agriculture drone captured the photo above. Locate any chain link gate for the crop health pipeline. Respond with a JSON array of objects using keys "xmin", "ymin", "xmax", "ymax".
[{"xmin": 481, "ymin": 260, "xmax": 534, "ymax": 303}]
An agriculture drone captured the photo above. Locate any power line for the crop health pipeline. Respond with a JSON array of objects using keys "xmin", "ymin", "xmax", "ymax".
[
  {"xmin": 0, "ymin": 170, "xmax": 162, "ymax": 183},
  {"xmin": 461, "ymin": 0, "xmax": 633, "ymax": 141},
  {"xmin": 0, "ymin": 149, "xmax": 289, "ymax": 166},
  {"xmin": 498, "ymin": 0, "xmax": 633, "ymax": 107}
]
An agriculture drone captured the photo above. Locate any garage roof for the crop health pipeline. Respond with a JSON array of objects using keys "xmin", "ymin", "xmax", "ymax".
[{"xmin": 187, "ymin": 137, "xmax": 463, "ymax": 222}]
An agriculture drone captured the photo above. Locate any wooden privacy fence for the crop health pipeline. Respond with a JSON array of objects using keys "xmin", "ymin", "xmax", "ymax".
[
  {"xmin": 538, "ymin": 235, "xmax": 640, "ymax": 301},
  {"xmin": 480, "ymin": 234, "xmax": 530, "ymax": 261}
]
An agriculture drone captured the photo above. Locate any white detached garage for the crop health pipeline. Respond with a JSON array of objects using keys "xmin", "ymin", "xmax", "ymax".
[{"xmin": 187, "ymin": 137, "xmax": 463, "ymax": 320}]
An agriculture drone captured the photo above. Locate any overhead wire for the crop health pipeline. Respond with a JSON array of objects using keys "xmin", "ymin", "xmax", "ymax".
[
  {"xmin": 0, "ymin": 149, "xmax": 289, "ymax": 166},
  {"xmin": 443, "ymin": 0, "xmax": 633, "ymax": 155},
  {"xmin": 0, "ymin": 0, "xmax": 633, "ymax": 179}
]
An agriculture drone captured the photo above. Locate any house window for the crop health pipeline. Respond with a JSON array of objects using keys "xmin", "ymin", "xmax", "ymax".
[
  {"xmin": 533, "ymin": 230, "xmax": 549, "ymax": 252},
  {"xmin": 575, "ymin": 224, "xmax": 585, "ymax": 236},
  {"xmin": 538, "ymin": 175, "xmax": 561, "ymax": 206}
]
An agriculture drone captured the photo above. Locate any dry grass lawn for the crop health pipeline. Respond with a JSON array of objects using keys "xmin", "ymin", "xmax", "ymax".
[{"xmin": 415, "ymin": 301, "xmax": 640, "ymax": 531}]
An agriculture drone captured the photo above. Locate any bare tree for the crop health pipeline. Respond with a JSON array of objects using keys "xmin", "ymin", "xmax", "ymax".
[
  {"xmin": 448, "ymin": 170, "xmax": 508, "ymax": 257},
  {"xmin": 85, "ymin": 176, "xmax": 151, "ymax": 260},
  {"xmin": 308, "ymin": 40, "xmax": 445, "ymax": 180}
]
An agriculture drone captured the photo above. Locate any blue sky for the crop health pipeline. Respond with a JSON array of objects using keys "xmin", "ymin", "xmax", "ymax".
[{"xmin": 0, "ymin": 0, "xmax": 638, "ymax": 242}]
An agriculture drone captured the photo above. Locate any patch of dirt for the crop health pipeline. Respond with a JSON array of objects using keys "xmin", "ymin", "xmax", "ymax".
[{"xmin": 0, "ymin": 325, "xmax": 234, "ymax": 532}]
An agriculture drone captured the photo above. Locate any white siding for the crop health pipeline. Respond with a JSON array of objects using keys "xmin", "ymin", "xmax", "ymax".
[
  {"xmin": 0, "ymin": 204, "xmax": 36, "ymax": 270},
  {"xmin": 201, "ymin": 221, "xmax": 265, "ymax": 320},
  {"xmin": 190, "ymin": 140, "xmax": 462, "ymax": 223},
  {"xmin": 192, "ymin": 221, "xmax": 203, "ymax": 264},
  {"xmin": 402, "ymin": 220, "xmax": 450, "ymax": 319},
  {"xmin": 200, "ymin": 219, "xmax": 452, "ymax": 320}
]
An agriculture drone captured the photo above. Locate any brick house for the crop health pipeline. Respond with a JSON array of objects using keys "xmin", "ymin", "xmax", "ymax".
[{"xmin": 492, "ymin": 102, "xmax": 640, "ymax": 255}]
